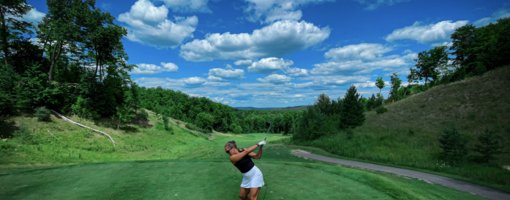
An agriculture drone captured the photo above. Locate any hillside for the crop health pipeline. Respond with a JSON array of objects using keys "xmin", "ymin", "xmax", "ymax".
[
  {"xmin": 302, "ymin": 65, "xmax": 510, "ymax": 191},
  {"xmin": 364, "ymin": 65, "xmax": 510, "ymax": 161},
  {"xmin": 366, "ymin": 65, "xmax": 510, "ymax": 136},
  {"xmin": 0, "ymin": 110, "xmax": 214, "ymax": 166}
]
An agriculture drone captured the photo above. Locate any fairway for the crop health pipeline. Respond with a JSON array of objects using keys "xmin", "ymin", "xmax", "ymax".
[{"xmin": 0, "ymin": 134, "xmax": 482, "ymax": 200}]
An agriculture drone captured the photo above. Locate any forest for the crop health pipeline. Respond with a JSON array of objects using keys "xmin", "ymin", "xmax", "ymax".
[{"xmin": 1, "ymin": 0, "xmax": 509, "ymax": 138}]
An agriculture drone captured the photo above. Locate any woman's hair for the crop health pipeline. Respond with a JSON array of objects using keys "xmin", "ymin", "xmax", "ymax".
[{"xmin": 225, "ymin": 140, "xmax": 237, "ymax": 148}]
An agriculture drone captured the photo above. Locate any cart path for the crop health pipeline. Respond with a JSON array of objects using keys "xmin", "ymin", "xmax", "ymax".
[{"xmin": 291, "ymin": 149, "xmax": 510, "ymax": 200}]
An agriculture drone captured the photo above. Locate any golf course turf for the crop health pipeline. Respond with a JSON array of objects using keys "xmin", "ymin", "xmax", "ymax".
[{"xmin": 0, "ymin": 134, "xmax": 483, "ymax": 200}]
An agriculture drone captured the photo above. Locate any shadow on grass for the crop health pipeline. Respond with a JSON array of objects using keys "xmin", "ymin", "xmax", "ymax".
[{"xmin": 0, "ymin": 119, "xmax": 18, "ymax": 138}]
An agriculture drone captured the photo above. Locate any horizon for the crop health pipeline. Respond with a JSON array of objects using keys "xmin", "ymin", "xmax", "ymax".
[{"xmin": 25, "ymin": 0, "xmax": 510, "ymax": 107}]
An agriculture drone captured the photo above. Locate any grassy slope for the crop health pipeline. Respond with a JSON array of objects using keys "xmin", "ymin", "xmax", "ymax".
[
  {"xmin": 0, "ymin": 112, "xmax": 482, "ymax": 199},
  {"xmin": 302, "ymin": 65, "xmax": 510, "ymax": 191},
  {"xmin": 0, "ymin": 111, "xmax": 213, "ymax": 166}
]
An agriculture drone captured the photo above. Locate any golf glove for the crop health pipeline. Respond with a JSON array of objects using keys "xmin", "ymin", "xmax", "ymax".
[{"xmin": 258, "ymin": 139, "xmax": 267, "ymax": 146}]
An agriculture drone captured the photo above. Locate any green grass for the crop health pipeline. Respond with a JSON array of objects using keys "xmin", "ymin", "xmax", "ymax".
[
  {"xmin": 0, "ymin": 113, "xmax": 484, "ymax": 199},
  {"xmin": 0, "ymin": 134, "xmax": 482, "ymax": 200},
  {"xmin": 296, "ymin": 65, "xmax": 510, "ymax": 192}
]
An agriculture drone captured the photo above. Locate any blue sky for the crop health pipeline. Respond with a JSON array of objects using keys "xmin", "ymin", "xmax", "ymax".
[{"xmin": 26, "ymin": 0, "xmax": 510, "ymax": 107}]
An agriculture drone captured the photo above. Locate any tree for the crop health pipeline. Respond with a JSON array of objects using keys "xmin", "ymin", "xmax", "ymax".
[
  {"xmin": 407, "ymin": 68, "xmax": 419, "ymax": 84},
  {"xmin": 293, "ymin": 107, "xmax": 334, "ymax": 141},
  {"xmin": 413, "ymin": 46, "xmax": 448, "ymax": 85},
  {"xmin": 0, "ymin": 64, "xmax": 17, "ymax": 114},
  {"xmin": 340, "ymin": 86, "xmax": 365, "ymax": 128},
  {"xmin": 195, "ymin": 112, "xmax": 215, "ymax": 131},
  {"xmin": 450, "ymin": 25, "xmax": 477, "ymax": 69},
  {"xmin": 315, "ymin": 93, "xmax": 332, "ymax": 115},
  {"xmin": 375, "ymin": 77, "xmax": 384, "ymax": 93},
  {"xmin": 0, "ymin": 0, "xmax": 30, "ymax": 65},
  {"xmin": 439, "ymin": 128, "xmax": 467, "ymax": 163},
  {"xmin": 473, "ymin": 129, "xmax": 503, "ymax": 163},
  {"xmin": 38, "ymin": 0, "xmax": 80, "ymax": 81},
  {"xmin": 389, "ymin": 73, "xmax": 402, "ymax": 101}
]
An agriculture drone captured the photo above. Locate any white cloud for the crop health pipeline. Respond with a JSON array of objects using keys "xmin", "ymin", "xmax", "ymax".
[
  {"xmin": 161, "ymin": 62, "xmax": 179, "ymax": 71},
  {"xmin": 131, "ymin": 62, "xmax": 179, "ymax": 74},
  {"xmin": 325, "ymin": 43, "xmax": 391, "ymax": 61},
  {"xmin": 248, "ymin": 57, "xmax": 293, "ymax": 73},
  {"xmin": 302, "ymin": 75, "xmax": 370, "ymax": 86},
  {"xmin": 182, "ymin": 76, "xmax": 207, "ymax": 86},
  {"xmin": 355, "ymin": 0, "xmax": 408, "ymax": 10},
  {"xmin": 244, "ymin": 0, "xmax": 333, "ymax": 24},
  {"xmin": 208, "ymin": 67, "xmax": 244, "ymax": 80},
  {"xmin": 22, "ymin": 7, "xmax": 45, "ymax": 25},
  {"xmin": 312, "ymin": 56, "xmax": 408, "ymax": 75},
  {"xmin": 118, "ymin": 0, "xmax": 198, "ymax": 48},
  {"xmin": 257, "ymin": 74, "xmax": 291, "ymax": 84},
  {"xmin": 234, "ymin": 59, "xmax": 253, "ymax": 66},
  {"xmin": 158, "ymin": 0, "xmax": 210, "ymax": 13},
  {"xmin": 474, "ymin": 9, "xmax": 510, "ymax": 27},
  {"xmin": 385, "ymin": 20, "xmax": 469, "ymax": 44},
  {"xmin": 311, "ymin": 43, "xmax": 416, "ymax": 75},
  {"xmin": 285, "ymin": 67, "xmax": 309, "ymax": 76},
  {"xmin": 180, "ymin": 20, "xmax": 330, "ymax": 61}
]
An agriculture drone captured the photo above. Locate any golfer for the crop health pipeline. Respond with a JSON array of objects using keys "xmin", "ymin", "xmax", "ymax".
[{"xmin": 225, "ymin": 139, "xmax": 266, "ymax": 200}]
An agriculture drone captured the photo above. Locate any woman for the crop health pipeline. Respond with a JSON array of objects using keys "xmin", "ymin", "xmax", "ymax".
[{"xmin": 225, "ymin": 139, "xmax": 267, "ymax": 200}]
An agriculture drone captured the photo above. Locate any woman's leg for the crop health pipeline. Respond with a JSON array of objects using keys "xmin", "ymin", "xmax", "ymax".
[
  {"xmin": 239, "ymin": 188, "xmax": 249, "ymax": 200},
  {"xmin": 249, "ymin": 187, "xmax": 260, "ymax": 200}
]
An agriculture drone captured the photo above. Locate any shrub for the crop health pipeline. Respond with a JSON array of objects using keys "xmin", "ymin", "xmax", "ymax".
[
  {"xmin": 162, "ymin": 115, "xmax": 173, "ymax": 133},
  {"xmin": 35, "ymin": 107, "xmax": 51, "ymax": 122},
  {"xmin": 185, "ymin": 123, "xmax": 209, "ymax": 133},
  {"xmin": 132, "ymin": 109, "xmax": 150, "ymax": 127},
  {"xmin": 473, "ymin": 129, "xmax": 503, "ymax": 163},
  {"xmin": 439, "ymin": 128, "xmax": 467, "ymax": 163},
  {"xmin": 375, "ymin": 106, "xmax": 388, "ymax": 114}
]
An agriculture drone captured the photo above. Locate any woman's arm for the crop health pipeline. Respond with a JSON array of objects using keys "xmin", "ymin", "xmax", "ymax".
[
  {"xmin": 229, "ymin": 144, "xmax": 259, "ymax": 163},
  {"xmin": 249, "ymin": 146, "xmax": 263, "ymax": 159}
]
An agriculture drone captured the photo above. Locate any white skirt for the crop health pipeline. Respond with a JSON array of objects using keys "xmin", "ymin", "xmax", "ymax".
[{"xmin": 240, "ymin": 165, "xmax": 265, "ymax": 188}]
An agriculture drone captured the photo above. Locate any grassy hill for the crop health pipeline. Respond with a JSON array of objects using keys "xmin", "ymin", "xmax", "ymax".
[
  {"xmin": 300, "ymin": 65, "xmax": 510, "ymax": 191},
  {"xmin": 0, "ymin": 110, "xmax": 214, "ymax": 166},
  {"xmin": 0, "ymin": 111, "xmax": 482, "ymax": 200}
]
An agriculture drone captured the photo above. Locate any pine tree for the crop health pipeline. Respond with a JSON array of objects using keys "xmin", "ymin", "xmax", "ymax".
[
  {"xmin": 474, "ymin": 129, "xmax": 503, "ymax": 163},
  {"xmin": 340, "ymin": 86, "xmax": 365, "ymax": 128}
]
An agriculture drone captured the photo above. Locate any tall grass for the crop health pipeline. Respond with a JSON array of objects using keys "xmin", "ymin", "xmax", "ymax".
[{"xmin": 295, "ymin": 66, "xmax": 510, "ymax": 191}]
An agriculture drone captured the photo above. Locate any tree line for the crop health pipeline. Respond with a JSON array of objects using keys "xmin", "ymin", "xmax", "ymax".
[
  {"xmin": 138, "ymin": 87, "xmax": 302, "ymax": 134},
  {"xmin": 293, "ymin": 86, "xmax": 365, "ymax": 141},
  {"xmin": 396, "ymin": 18, "xmax": 510, "ymax": 102},
  {"xmin": 361, "ymin": 18, "xmax": 510, "ymax": 108},
  {"xmin": 0, "ymin": 0, "xmax": 144, "ymax": 129}
]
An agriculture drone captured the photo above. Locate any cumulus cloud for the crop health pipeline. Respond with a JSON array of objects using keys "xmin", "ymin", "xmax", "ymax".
[
  {"xmin": 180, "ymin": 20, "xmax": 330, "ymax": 61},
  {"xmin": 208, "ymin": 66, "xmax": 244, "ymax": 80},
  {"xmin": 257, "ymin": 74, "xmax": 291, "ymax": 84},
  {"xmin": 311, "ymin": 43, "xmax": 416, "ymax": 75},
  {"xmin": 158, "ymin": 0, "xmax": 210, "ymax": 13},
  {"xmin": 285, "ymin": 67, "xmax": 309, "ymax": 76},
  {"xmin": 474, "ymin": 9, "xmax": 510, "ymax": 27},
  {"xmin": 355, "ymin": 0, "xmax": 408, "ymax": 10},
  {"xmin": 244, "ymin": 0, "xmax": 333, "ymax": 24},
  {"xmin": 234, "ymin": 59, "xmax": 253, "ymax": 66},
  {"xmin": 303, "ymin": 75, "xmax": 371, "ymax": 87},
  {"xmin": 325, "ymin": 43, "xmax": 391, "ymax": 61},
  {"xmin": 248, "ymin": 57, "xmax": 293, "ymax": 73},
  {"xmin": 182, "ymin": 76, "xmax": 207, "ymax": 86},
  {"xmin": 131, "ymin": 62, "xmax": 179, "ymax": 74},
  {"xmin": 385, "ymin": 20, "xmax": 469, "ymax": 44},
  {"xmin": 118, "ymin": 0, "xmax": 198, "ymax": 48},
  {"xmin": 22, "ymin": 7, "xmax": 45, "ymax": 25}
]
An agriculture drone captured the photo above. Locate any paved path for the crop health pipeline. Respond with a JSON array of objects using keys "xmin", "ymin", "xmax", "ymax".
[{"xmin": 291, "ymin": 149, "xmax": 510, "ymax": 200}]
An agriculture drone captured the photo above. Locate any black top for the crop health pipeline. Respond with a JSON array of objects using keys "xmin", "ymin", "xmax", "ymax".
[{"xmin": 234, "ymin": 155, "xmax": 255, "ymax": 173}]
